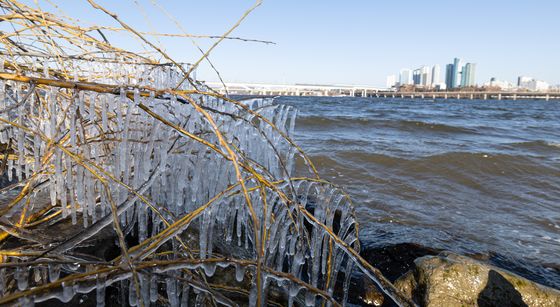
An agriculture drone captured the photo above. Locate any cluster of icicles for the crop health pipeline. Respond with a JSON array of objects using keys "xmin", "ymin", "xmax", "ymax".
[{"xmin": 0, "ymin": 59, "xmax": 360, "ymax": 306}]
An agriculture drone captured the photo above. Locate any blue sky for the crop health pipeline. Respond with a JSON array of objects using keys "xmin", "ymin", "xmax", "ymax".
[{"xmin": 24, "ymin": 1, "xmax": 560, "ymax": 86}]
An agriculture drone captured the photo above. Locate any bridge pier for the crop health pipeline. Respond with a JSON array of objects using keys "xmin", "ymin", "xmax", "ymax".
[
  {"xmin": 498, "ymin": 93, "xmax": 502, "ymax": 100},
  {"xmin": 470, "ymin": 94, "xmax": 474, "ymax": 100},
  {"xmin": 546, "ymin": 94, "xmax": 550, "ymax": 101},
  {"xmin": 513, "ymin": 94, "xmax": 517, "ymax": 101},
  {"xmin": 483, "ymin": 94, "xmax": 487, "ymax": 100}
]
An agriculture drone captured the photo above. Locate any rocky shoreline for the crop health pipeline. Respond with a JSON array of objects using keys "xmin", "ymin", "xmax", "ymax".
[{"xmin": 353, "ymin": 243, "xmax": 560, "ymax": 307}]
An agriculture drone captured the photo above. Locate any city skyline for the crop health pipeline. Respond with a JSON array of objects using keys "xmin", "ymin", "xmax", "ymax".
[
  {"xmin": 32, "ymin": 0, "xmax": 560, "ymax": 87},
  {"xmin": 388, "ymin": 57, "xmax": 556, "ymax": 91},
  {"xmin": 388, "ymin": 58, "xmax": 477, "ymax": 90}
]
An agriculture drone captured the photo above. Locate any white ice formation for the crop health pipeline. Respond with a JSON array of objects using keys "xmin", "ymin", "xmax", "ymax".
[{"xmin": 0, "ymin": 56, "xmax": 365, "ymax": 307}]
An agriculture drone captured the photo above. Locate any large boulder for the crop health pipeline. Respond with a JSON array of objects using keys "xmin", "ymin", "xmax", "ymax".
[{"xmin": 395, "ymin": 252, "xmax": 560, "ymax": 307}]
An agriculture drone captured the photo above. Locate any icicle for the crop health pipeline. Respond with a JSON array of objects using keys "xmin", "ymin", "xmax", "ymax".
[
  {"xmin": 49, "ymin": 90, "xmax": 57, "ymax": 139},
  {"xmin": 235, "ymin": 264, "xmax": 245, "ymax": 282},
  {"xmin": 166, "ymin": 277, "xmax": 179, "ymax": 307},
  {"xmin": 96, "ymin": 274, "xmax": 106, "ymax": 307},
  {"xmin": 140, "ymin": 273, "xmax": 150, "ymax": 307},
  {"xmin": 78, "ymin": 91, "xmax": 85, "ymax": 118},
  {"xmin": 121, "ymin": 100, "xmax": 133, "ymax": 183},
  {"xmin": 202, "ymin": 262, "xmax": 216, "ymax": 277},
  {"xmin": 6, "ymin": 159, "xmax": 12, "ymax": 181},
  {"xmin": 43, "ymin": 59, "xmax": 49, "ymax": 78},
  {"xmin": 149, "ymin": 274, "xmax": 158, "ymax": 303},
  {"xmin": 89, "ymin": 93, "xmax": 97, "ymax": 122},
  {"xmin": 70, "ymin": 96, "xmax": 77, "ymax": 148},
  {"xmin": 32, "ymin": 267, "xmax": 42, "ymax": 283},
  {"xmin": 248, "ymin": 286, "xmax": 257, "ymax": 307},
  {"xmin": 16, "ymin": 104, "xmax": 24, "ymax": 181},
  {"xmin": 61, "ymin": 282, "xmax": 75, "ymax": 303},
  {"xmin": 48, "ymin": 264, "xmax": 60, "ymax": 282},
  {"xmin": 0, "ymin": 268, "xmax": 5, "ymax": 296},
  {"xmin": 180, "ymin": 284, "xmax": 189, "ymax": 307},
  {"xmin": 15, "ymin": 266, "xmax": 29, "ymax": 291},
  {"xmin": 128, "ymin": 279, "xmax": 138, "ymax": 306},
  {"xmin": 101, "ymin": 95, "xmax": 108, "ymax": 131},
  {"xmin": 66, "ymin": 156, "xmax": 77, "ymax": 224},
  {"xmin": 32, "ymin": 134, "xmax": 40, "ymax": 173},
  {"xmin": 305, "ymin": 292, "xmax": 316, "ymax": 306},
  {"xmin": 55, "ymin": 149, "xmax": 67, "ymax": 217}
]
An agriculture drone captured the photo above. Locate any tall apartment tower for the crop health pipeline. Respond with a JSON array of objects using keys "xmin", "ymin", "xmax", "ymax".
[
  {"xmin": 413, "ymin": 68, "xmax": 421, "ymax": 85},
  {"xmin": 445, "ymin": 64, "xmax": 454, "ymax": 89},
  {"xmin": 432, "ymin": 64, "xmax": 441, "ymax": 85},
  {"xmin": 399, "ymin": 69, "xmax": 413, "ymax": 85},
  {"xmin": 452, "ymin": 58, "xmax": 463, "ymax": 88},
  {"xmin": 420, "ymin": 66, "xmax": 432, "ymax": 86},
  {"xmin": 461, "ymin": 63, "xmax": 477, "ymax": 87}
]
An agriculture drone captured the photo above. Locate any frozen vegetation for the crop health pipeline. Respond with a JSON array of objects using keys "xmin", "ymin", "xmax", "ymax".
[{"xmin": 0, "ymin": 1, "xmax": 411, "ymax": 306}]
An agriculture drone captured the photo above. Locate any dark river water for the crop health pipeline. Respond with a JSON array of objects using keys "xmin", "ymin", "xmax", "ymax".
[{"xmin": 276, "ymin": 96, "xmax": 560, "ymax": 289}]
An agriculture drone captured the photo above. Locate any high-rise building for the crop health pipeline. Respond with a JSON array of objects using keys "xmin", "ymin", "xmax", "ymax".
[
  {"xmin": 413, "ymin": 68, "xmax": 421, "ymax": 85},
  {"xmin": 444, "ymin": 58, "xmax": 477, "ymax": 89},
  {"xmin": 431, "ymin": 64, "xmax": 440, "ymax": 85},
  {"xmin": 420, "ymin": 66, "xmax": 432, "ymax": 86},
  {"xmin": 412, "ymin": 66, "xmax": 432, "ymax": 86},
  {"xmin": 461, "ymin": 63, "xmax": 476, "ymax": 87},
  {"xmin": 386, "ymin": 75, "xmax": 397, "ymax": 88},
  {"xmin": 445, "ymin": 64, "xmax": 454, "ymax": 89},
  {"xmin": 399, "ymin": 69, "xmax": 413, "ymax": 85},
  {"xmin": 452, "ymin": 58, "xmax": 463, "ymax": 88}
]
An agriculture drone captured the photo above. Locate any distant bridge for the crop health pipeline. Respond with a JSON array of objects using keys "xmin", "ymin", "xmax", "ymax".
[
  {"xmin": 203, "ymin": 82, "xmax": 560, "ymax": 101},
  {"xmin": 204, "ymin": 82, "xmax": 384, "ymax": 97}
]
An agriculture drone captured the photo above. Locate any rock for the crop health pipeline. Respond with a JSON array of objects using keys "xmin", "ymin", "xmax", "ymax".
[
  {"xmin": 360, "ymin": 243, "xmax": 441, "ymax": 282},
  {"xmin": 395, "ymin": 252, "xmax": 560, "ymax": 307},
  {"xmin": 359, "ymin": 276, "xmax": 385, "ymax": 306},
  {"xmin": 341, "ymin": 243, "xmax": 441, "ymax": 306}
]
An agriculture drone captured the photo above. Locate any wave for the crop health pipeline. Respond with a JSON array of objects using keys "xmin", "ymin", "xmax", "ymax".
[
  {"xmin": 507, "ymin": 140, "xmax": 560, "ymax": 152},
  {"xmin": 298, "ymin": 116, "xmax": 477, "ymax": 134},
  {"xmin": 329, "ymin": 151, "xmax": 560, "ymax": 178}
]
